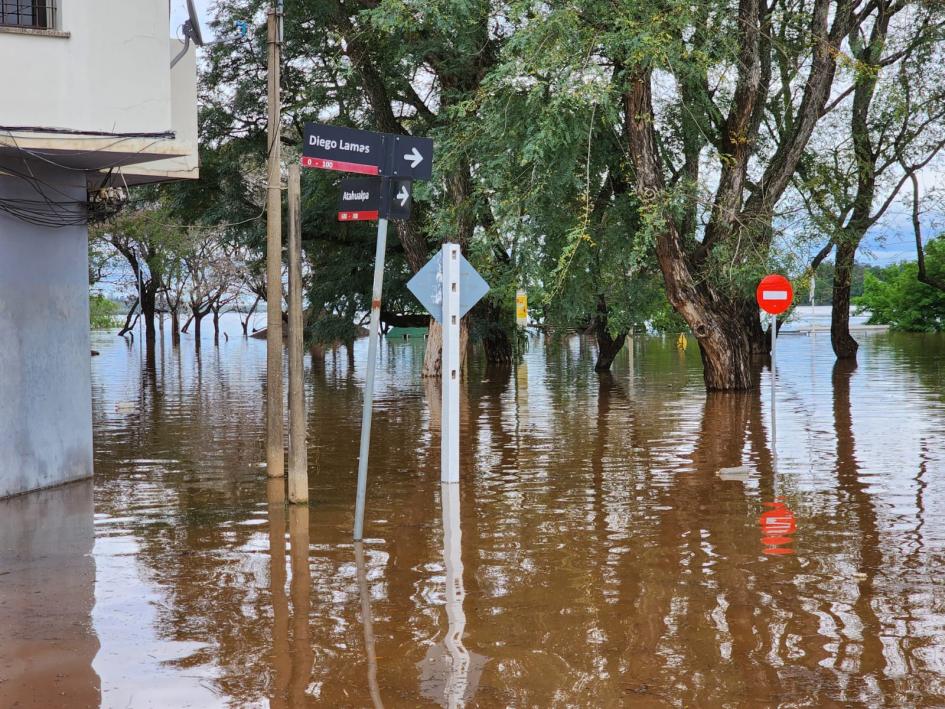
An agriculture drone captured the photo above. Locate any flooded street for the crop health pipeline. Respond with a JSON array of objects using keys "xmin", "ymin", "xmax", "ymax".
[{"xmin": 3, "ymin": 320, "xmax": 945, "ymax": 707}]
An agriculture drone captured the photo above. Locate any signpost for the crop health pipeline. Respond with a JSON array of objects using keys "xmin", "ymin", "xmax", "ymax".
[
  {"xmin": 516, "ymin": 290, "xmax": 528, "ymax": 327},
  {"xmin": 757, "ymin": 274, "xmax": 794, "ymax": 470},
  {"xmin": 407, "ymin": 245, "xmax": 489, "ymax": 484},
  {"xmin": 302, "ymin": 121, "xmax": 434, "ymax": 539},
  {"xmin": 303, "ymin": 123, "xmax": 433, "ymax": 180},
  {"xmin": 337, "ymin": 176, "xmax": 413, "ymax": 222}
]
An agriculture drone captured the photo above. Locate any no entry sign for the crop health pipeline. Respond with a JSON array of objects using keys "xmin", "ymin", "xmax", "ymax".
[
  {"xmin": 303, "ymin": 123, "xmax": 434, "ymax": 180},
  {"xmin": 756, "ymin": 274, "xmax": 794, "ymax": 315}
]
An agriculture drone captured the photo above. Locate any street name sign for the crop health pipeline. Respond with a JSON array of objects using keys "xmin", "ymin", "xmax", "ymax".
[
  {"xmin": 756, "ymin": 274, "xmax": 794, "ymax": 315},
  {"xmin": 387, "ymin": 133, "xmax": 434, "ymax": 181},
  {"xmin": 303, "ymin": 123, "xmax": 434, "ymax": 180},
  {"xmin": 406, "ymin": 248, "xmax": 489, "ymax": 324},
  {"xmin": 337, "ymin": 177, "xmax": 414, "ymax": 222},
  {"xmin": 338, "ymin": 177, "xmax": 381, "ymax": 221},
  {"xmin": 302, "ymin": 124, "xmax": 385, "ymax": 175}
]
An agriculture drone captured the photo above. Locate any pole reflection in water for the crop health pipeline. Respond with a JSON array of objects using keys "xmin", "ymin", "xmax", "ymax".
[
  {"xmin": 419, "ymin": 482, "xmax": 486, "ymax": 708},
  {"xmin": 267, "ymin": 477, "xmax": 290, "ymax": 707},
  {"xmin": 354, "ymin": 541, "xmax": 384, "ymax": 709},
  {"xmin": 288, "ymin": 505, "xmax": 313, "ymax": 706}
]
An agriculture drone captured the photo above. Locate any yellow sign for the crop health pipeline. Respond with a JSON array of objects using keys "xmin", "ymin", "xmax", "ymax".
[{"xmin": 516, "ymin": 290, "xmax": 528, "ymax": 325}]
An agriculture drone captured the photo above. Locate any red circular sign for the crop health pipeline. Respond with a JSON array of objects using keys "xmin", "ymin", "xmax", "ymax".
[{"xmin": 756, "ymin": 274, "xmax": 794, "ymax": 315}]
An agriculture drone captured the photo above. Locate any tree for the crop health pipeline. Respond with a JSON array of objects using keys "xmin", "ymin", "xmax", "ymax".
[
  {"xmin": 90, "ymin": 205, "xmax": 186, "ymax": 347},
  {"xmin": 793, "ymin": 1, "xmax": 945, "ymax": 358},
  {"xmin": 855, "ymin": 236, "xmax": 945, "ymax": 331},
  {"xmin": 199, "ymin": 0, "xmax": 519, "ymax": 375},
  {"xmin": 622, "ymin": 0, "xmax": 862, "ymax": 389}
]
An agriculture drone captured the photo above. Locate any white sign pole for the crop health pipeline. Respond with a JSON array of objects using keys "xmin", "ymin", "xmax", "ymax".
[
  {"xmin": 353, "ymin": 210, "xmax": 389, "ymax": 540},
  {"xmin": 441, "ymin": 243, "xmax": 461, "ymax": 484}
]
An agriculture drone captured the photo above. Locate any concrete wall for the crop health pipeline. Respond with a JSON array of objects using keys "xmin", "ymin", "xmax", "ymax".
[
  {"xmin": 0, "ymin": 0, "xmax": 172, "ymax": 135},
  {"xmin": 0, "ymin": 162, "xmax": 93, "ymax": 498}
]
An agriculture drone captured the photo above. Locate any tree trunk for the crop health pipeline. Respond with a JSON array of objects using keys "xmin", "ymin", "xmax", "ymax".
[
  {"xmin": 193, "ymin": 312, "xmax": 203, "ymax": 350},
  {"xmin": 595, "ymin": 331, "xmax": 627, "ymax": 372},
  {"xmin": 170, "ymin": 308, "xmax": 181, "ymax": 347},
  {"xmin": 241, "ymin": 295, "xmax": 261, "ymax": 336},
  {"xmin": 422, "ymin": 318, "xmax": 442, "ymax": 377},
  {"xmin": 212, "ymin": 308, "xmax": 221, "ymax": 346},
  {"xmin": 831, "ymin": 240, "xmax": 859, "ymax": 359},
  {"xmin": 117, "ymin": 297, "xmax": 139, "ymax": 337},
  {"xmin": 478, "ymin": 300, "xmax": 514, "ymax": 365},
  {"xmin": 421, "ymin": 318, "xmax": 469, "ymax": 377},
  {"xmin": 592, "ymin": 294, "xmax": 628, "ymax": 372},
  {"xmin": 141, "ymin": 284, "xmax": 158, "ymax": 348}
]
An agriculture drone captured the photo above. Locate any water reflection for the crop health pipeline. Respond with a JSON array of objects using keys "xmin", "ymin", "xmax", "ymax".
[
  {"xmin": 418, "ymin": 483, "xmax": 487, "ymax": 707},
  {"xmin": 354, "ymin": 541, "xmax": 384, "ymax": 708},
  {"xmin": 759, "ymin": 499, "xmax": 796, "ymax": 554},
  {"xmin": 12, "ymin": 321, "xmax": 936, "ymax": 706},
  {"xmin": 267, "ymin": 478, "xmax": 290, "ymax": 707},
  {"xmin": 288, "ymin": 505, "xmax": 313, "ymax": 706},
  {"xmin": 0, "ymin": 480, "xmax": 100, "ymax": 707}
]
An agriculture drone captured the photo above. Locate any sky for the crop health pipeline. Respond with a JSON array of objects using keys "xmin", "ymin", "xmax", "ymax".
[{"xmin": 169, "ymin": 0, "xmax": 216, "ymax": 42}]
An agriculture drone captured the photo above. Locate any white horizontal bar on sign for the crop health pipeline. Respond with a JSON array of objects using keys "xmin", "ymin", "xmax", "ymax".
[{"xmin": 762, "ymin": 290, "xmax": 788, "ymax": 300}]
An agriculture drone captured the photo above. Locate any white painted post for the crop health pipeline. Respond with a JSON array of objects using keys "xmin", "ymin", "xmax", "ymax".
[{"xmin": 441, "ymin": 243, "xmax": 461, "ymax": 484}]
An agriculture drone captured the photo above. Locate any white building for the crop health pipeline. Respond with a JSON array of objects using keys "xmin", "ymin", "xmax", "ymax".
[{"xmin": 0, "ymin": 0, "xmax": 200, "ymax": 498}]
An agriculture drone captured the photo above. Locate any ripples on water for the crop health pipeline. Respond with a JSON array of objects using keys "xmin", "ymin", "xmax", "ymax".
[{"xmin": 1, "ymin": 315, "xmax": 944, "ymax": 707}]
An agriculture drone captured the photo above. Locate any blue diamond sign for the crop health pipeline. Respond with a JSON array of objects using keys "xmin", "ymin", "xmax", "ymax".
[{"xmin": 406, "ymin": 250, "xmax": 489, "ymax": 324}]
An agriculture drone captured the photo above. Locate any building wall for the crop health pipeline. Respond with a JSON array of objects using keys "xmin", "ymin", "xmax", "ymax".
[
  {"xmin": 0, "ymin": 163, "xmax": 93, "ymax": 498},
  {"xmin": 0, "ymin": 0, "xmax": 172, "ymax": 135},
  {"xmin": 120, "ymin": 38, "xmax": 200, "ymax": 184}
]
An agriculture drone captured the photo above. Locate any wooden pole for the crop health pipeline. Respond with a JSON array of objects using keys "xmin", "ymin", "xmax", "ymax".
[
  {"xmin": 265, "ymin": 8, "xmax": 284, "ymax": 479},
  {"xmin": 287, "ymin": 163, "xmax": 307, "ymax": 502}
]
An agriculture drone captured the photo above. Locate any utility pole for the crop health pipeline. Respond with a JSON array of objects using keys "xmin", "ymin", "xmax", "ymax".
[
  {"xmin": 265, "ymin": 6, "xmax": 284, "ymax": 479},
  {"xmin": 287, "ymin": 163, "xmax": 307, "ymax": 503}
]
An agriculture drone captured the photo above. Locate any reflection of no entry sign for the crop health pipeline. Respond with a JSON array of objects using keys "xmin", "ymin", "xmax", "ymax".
[{"xmin": 756, "ymin": 274, "xmax": 794, "ymax": 315}]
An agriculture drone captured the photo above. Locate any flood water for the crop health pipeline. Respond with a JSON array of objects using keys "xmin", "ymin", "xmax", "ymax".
[{"xmin": 2, "ymin": 317, "xmax": 945, "ymax": 707}]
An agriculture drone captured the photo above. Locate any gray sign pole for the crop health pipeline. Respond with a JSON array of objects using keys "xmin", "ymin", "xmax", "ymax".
[
  {"xmin": 771, "ymin": 312, "xmax": 777, "ymax": 472},
  {"xmin": 354, "ymin": 201, "xmax": 389, "ymax": 540}
]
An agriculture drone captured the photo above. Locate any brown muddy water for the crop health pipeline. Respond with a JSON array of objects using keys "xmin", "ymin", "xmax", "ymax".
[{"xmin": 2, "ymin": 319, "xmax": 945, "ymax": 707}]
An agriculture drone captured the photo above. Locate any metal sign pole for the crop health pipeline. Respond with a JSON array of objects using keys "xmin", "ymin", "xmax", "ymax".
[
  {"xmin": 354, "ymin": 201, "xmax": 389, "ymax": 540},
  {"xmin": 441, "ymin": 244, "xmax": 461, "ymax": 484},
  {"xmin": 771, "ymin": 312, "xmax": 777, "ymax": 472}
]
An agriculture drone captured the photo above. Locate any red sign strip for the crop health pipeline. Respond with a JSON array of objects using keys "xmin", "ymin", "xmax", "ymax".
[
  {"xmin": 338, "ymin": 210, "xmax": 379, "ymax": 222},
  {"xmin": 301, "ymin": 157, "xmax": 379, "ymax": 175}
]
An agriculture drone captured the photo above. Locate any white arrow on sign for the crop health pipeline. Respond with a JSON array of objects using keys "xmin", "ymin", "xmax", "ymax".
[
  {"xmin": 397, "ymin": 184, "xmax": 410, "ymax": 206},
  {"xmin": 404, "ymin": 147, "xmax": 424, "ymax": 168}
]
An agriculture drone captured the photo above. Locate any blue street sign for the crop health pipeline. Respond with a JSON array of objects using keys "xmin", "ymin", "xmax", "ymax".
[{"xmin": 406, "ymin": 250, "xmax": 489, "ymax": 324}]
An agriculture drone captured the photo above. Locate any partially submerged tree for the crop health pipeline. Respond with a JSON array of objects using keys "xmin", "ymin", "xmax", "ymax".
[{"xmin": 794, "ymin": 0, "xmax": 945, "ymax": 358}]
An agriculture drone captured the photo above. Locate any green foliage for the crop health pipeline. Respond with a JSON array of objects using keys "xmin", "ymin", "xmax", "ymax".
[
  {"xmin": 854, "ymin": 237, "xmax": 945, "ymax": 332},
  {"xmin": 89, "ymin": 293, "xmax": 120, "ymax": 329}
]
